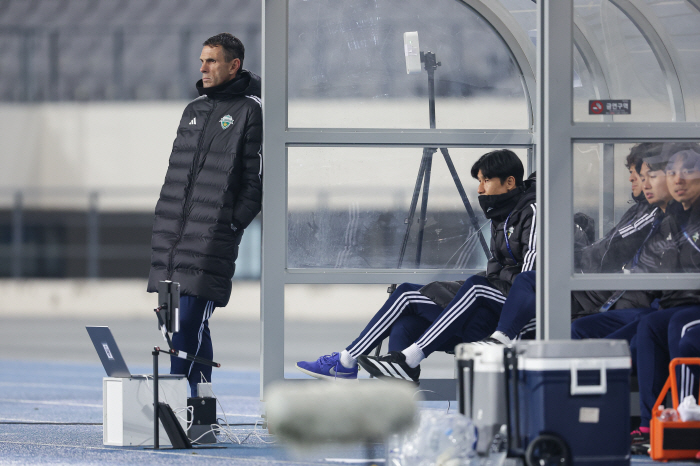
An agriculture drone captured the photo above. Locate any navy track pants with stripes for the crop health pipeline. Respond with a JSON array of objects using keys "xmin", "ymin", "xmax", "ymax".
[
  {"xmin": 636, "ymin": 305, "xmax": 700, "ymax": 427},
  {"xmin": 495, "ymin": 270, "xmax": 537, "ymax": 339},
  {"xmin": 345, "ymin": 276, "xmax": 505, "ymax": 359},
  {"xmin": 170, "ymin": 295, "xmax": 216, "ymax": 397}
]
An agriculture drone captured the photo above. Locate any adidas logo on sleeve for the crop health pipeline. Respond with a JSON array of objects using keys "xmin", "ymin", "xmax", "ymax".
[{"xmin": 189, "ymin": 117, "xmax": 196, "ymax": 125}]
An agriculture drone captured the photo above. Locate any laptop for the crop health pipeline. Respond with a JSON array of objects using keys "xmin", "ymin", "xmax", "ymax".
[{"xmin": 86, "ymin": 326, "xmax": 132, "ymax": 377}]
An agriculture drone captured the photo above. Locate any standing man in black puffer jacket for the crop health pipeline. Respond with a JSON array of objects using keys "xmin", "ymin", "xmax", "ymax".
[{"xmin": 147, "ymin": 33, "xmax": 262, "ymax": 395}]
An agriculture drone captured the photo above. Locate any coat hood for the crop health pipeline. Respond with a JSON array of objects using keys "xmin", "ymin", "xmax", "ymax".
[{"xmin": 523, "ymin": 171, "xmax": 536, "ymax": 193}]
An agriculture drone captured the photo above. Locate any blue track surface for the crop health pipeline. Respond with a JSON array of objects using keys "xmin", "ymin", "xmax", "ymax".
[
  {"xmin": 0, "ymin": 359, "xmax": 387, "ymax": 465},
  {"xmin": 0, "ymin": 359, "xmax": 691, "ymax": 465}
]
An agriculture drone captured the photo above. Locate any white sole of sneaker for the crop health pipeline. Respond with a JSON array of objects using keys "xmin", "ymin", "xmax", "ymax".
[{"xmin": 295, "ymin": 364, "xmax": 358, "ymax": 381}]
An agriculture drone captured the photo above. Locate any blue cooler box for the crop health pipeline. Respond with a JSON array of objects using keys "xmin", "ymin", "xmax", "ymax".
[{"xmin": 512, "ymin": 340, "xmax": 631, "ymax": 465}]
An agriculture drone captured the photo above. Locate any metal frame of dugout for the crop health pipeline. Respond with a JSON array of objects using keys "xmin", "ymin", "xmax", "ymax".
[{"xmin": 260, "ymin": 0, "xmax": 700, "ymax": 402}]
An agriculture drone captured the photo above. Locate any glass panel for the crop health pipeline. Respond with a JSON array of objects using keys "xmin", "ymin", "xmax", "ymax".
[
  {"xmin": 573, "ymin": 45, "xmax": 602, "ymax": 122},
  {"xmin": 642, "ymin": 0, "xmax": 700, "ymax": 122},
  {"xmin": 573, "ymin": 0, "xmax": 674, "ymax": 122},
  {"xmin": 500, "ymin": 0, "xmax": 604, "ymax": 121},
  {"xmin": 573, "ymin": 141, "xmax": 700, "ymax": 275},
  {"xmin": 288, "ymin": 0, "xmax": 529, "ymax": 129},
  {"xmin": 499, "ymin": 0, "xmax": 537, "ymax": 37},
  {"xmin": 288, "ymin": 147, "xmax": 529, "ymax": 269}
]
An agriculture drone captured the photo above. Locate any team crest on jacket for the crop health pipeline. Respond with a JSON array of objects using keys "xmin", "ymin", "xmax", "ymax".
[
  {"xmin": 507, "ymin": 226, "xmax": 514, "ymax": 238},
  {"xmin": 694, "ymin": 232, "xmax": 699, "ymax": 243},
  {"xmin": 220, "ymin": 115, "xmax": 234, "ymax": 129}
]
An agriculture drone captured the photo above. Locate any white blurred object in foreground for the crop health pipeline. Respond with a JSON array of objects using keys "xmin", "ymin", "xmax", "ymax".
[{"xmin": 266, "ymin": 380, "xmax": 419, "ymax": 445}]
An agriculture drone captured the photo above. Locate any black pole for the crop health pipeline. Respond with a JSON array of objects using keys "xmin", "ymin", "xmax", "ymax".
[
  {"xmin": 153, "ymin": 348, "xmax": 159, "ymax": 450},
  {"xmin": 425, "ymin": 53, "xmax": 437, "ymax": 130},
  {"xmin": 412, "ymin": 52, "xmax": 439, "ymax": 267},
  {"xmin": 415, "ymin": 149, "xmax": 434, "ymax": 266},
  {"xmin": 154, "ymin": 308, "xmax": 220, "ymax": 368},
  {"xmin": 397, "ymin": 51, "xmax": 489, "ymax": 268},
  {"xmin": 440, "ymin": 148, "xmax": 491, "ymax": 258},
  {"xmin": 398, "ymin": 152, "xmax": 429, "ymax": 268}
]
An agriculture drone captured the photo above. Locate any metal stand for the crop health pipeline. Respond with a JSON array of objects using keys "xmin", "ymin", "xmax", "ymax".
[
  {"xmin": 153, "ymin": 306, "xmax": 222, "ymax": 369},
  {"xmin": 153, "ymin": 348, "xmax": 160, "ymax": 449},
  {"xmin": 398, "ymin": 51, "xmax": 490, "ymax": 268},
  {"xmin": 149, "ymin": 305, "xmax": 222, "ymax": 450}
]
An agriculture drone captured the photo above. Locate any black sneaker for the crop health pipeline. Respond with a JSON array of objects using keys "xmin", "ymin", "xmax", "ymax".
[
  {"xmin": 630, "ymin": 429, "xmax": 649, "ymax": 445},
  {"xmin": 630, "ymin": 429, "xmax": 650, "ymax": 455},
  {"xmin": 357, "ymin": 351, "xmax": 420, "ymax": 384}
]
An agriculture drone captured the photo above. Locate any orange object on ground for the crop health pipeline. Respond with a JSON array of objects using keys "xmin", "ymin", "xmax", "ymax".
[{"xmin": 650, "ymin": 357, "xmax": 700, "ymax": 460}]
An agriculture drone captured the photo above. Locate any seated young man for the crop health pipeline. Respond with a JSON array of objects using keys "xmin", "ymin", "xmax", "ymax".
[
  {"xmin": 296, "ymin": 149, "xmax": 536, "ymax": 383},
  {"xmin": 478, "ymin": 143, "xmax": 660, "ymax": 345},
  {"xmin": 570, "ymin": 143, "xmax": 700, "ymax": 342},
  {"xmin": 625, "ymin": 146, "xmax": 700, "ymax": 448}
]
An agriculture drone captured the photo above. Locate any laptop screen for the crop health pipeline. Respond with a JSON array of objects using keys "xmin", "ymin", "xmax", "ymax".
[{"xmin": 86, "ymin": 326, "xmax": 131, "ymax": 378}]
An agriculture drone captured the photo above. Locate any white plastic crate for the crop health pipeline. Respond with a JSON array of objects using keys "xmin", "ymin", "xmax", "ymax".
[{"xmin": 103, "ymin": 375, "xmax": 187, "ymax": 446}]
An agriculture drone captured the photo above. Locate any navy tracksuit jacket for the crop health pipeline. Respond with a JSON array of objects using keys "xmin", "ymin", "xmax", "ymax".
[{"xmin": 345, "ymin": 179, "xmax": 537, "ymax": 359}]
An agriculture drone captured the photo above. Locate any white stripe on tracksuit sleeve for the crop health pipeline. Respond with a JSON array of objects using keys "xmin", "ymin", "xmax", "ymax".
[{"xmin": 520, "ymin": 204, "xmax": 537, "ymax": 272}]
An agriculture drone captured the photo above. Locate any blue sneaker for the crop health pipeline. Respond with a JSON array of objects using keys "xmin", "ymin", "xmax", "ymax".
[{"xmin": 295, "ymin": 353, "xmax": 358, "ymax": 380}]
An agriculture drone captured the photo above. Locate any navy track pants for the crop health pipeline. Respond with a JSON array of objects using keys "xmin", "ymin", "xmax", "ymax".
[
  {"xmin": 345, "ymin": 275, "xmax": 505, "ymax": 359},
  {"xmin": 636, "ymin": 305, "xmax": 700, "ymax": 427},
  {"xmin": 571, "ymin": 307, "xmax": 655, "ymax": 341},
  {"xmin": 170, "ymin": 295, "xmax": 215, "ymax": 397},
  {"xmin": 495, "ymin": 270, "xmax": 537, "ymax": 339}
]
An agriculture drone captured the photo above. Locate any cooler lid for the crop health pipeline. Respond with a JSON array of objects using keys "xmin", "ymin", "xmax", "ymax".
[{"xmin": 515, "ymin": 339, "xmax": 630, "ymax": 359}]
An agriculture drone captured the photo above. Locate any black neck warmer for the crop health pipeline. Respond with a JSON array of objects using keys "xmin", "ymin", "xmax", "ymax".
[
  {"xmin": 632, "ymin": 191, "xmax": 647, "ymax": 204},
  {"xmin": 479, "ymin": 187, "xmax": 524, "ymax": 221},
  {"xmin": 196, "ymin": 73, "xmax": 248, "ymax": 99}
]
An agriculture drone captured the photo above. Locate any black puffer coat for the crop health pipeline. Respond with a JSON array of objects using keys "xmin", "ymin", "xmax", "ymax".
[
  {"xmin": 147, "ymin": 71, "xmax": 262, "ymax": 306},
  {"xmin": 481, "ymin": 175, "xmax": 537, "ymax": 295},
  {"xmin": 419, "ymin": 174, "xmax": 537, "ymax": 307}
]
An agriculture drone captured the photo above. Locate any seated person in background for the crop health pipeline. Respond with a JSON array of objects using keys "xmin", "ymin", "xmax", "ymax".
[
  {"xmin": 576, "ymin": 143, "xmax": 658, "ymax": 274},
  {"xmin": 571, "ymin": 143, "xmax": 700, "ymax": 343},
  {"xmin": 296, "ymin": 149, "xmax": 536, "ymax": 384},
  {"xmin": 570, "ymin": 143, "xmax": 667, "ymax": 321},
  {"xmin": 627, "ymin": 146, "xmax": 700, "ymax": 448},
  {"xmin": 479, "ymin": 143, "xmax": 660, "ymax": 345}
]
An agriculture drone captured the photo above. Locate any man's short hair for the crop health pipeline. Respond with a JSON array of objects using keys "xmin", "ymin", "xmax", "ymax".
[
  {"xmin": 627, "ymin": 143, "xmax": 663, "ymax": 173},
  {"xmin": 470, "ymin": 149, "xmax": 524, "ymax": 186},
  {"xmin": 203, "ymin": 33, "xmax": 245, "ymax": 68}
]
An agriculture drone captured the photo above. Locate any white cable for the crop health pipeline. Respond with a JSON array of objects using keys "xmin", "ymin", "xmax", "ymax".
[
  {"xmin": 190, "ymin": 372, "xmax": 276, "ymax": 445},
  {"xmin": 144, "ymin": 375, "xmax": 194, "ymax": 430},
  {"xmin": 145, "ymin": 375, "xmax": 171, "ymax": 406},
  {"xmin": 173, "ymin": 406, "xmax": 194, "ymax": 431}
]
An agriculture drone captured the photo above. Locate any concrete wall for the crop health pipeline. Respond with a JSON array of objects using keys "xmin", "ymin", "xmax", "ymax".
[
  {"xmin": 0, "ymin": 99, "xmax": 530, "ymax": 211},
  {"xmin": 0, "ymin": 279, "xmax": 386, "ymax": 323},
  {"xmin": 0, "ymin": 102, "xmax": 184, "ymax": 210}
]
